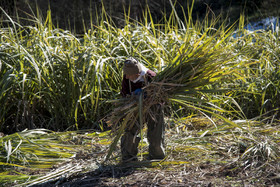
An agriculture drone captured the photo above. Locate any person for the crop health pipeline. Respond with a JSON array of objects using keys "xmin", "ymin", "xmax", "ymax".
[{"xmin": 120, "ymin": 57, "xmax": 165, "ymax": 162}]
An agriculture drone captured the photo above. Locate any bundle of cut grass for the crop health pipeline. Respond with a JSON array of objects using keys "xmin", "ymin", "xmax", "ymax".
[{"xmin": 105, "ymin": 29, "xmax": 241, "ymax": 161}]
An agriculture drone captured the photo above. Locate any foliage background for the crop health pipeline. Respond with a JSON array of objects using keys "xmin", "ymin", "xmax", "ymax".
[{"xmin": 1, "ymin": 0, "xmax": 280, "ymax": 33}]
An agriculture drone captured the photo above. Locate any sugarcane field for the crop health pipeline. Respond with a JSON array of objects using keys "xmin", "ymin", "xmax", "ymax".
[{"xmin": 0, "ymin": 0, "xmax": 280, "ymax": 186}]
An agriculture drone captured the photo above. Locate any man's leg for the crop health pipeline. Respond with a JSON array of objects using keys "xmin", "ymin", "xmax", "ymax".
[
  {"xmin": 121, "ymin": 122, "xmax": 140, "ymax": 162},
  {"xmin": 147, "ymin": 104, "xmax": 165, "ymax": 159}
]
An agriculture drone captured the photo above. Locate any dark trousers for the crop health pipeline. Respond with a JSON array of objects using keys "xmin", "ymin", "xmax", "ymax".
[{"xmin": 121, "ymin": 104, "xmax": 165, "ymax": 161}]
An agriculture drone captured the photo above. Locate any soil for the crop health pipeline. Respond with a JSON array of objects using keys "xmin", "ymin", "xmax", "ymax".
[
  {"xmin": 30, "ymin": 123, "xmax": 280, "ymax": 187},
  {"xmin": 32, "ymin": 160, "xmax": 280, "ymax": 187}
]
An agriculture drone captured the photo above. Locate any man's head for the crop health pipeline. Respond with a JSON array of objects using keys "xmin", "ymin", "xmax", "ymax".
[{"xmin": 123, "ymin": 57, "xmax": 142, "ymax": 81}]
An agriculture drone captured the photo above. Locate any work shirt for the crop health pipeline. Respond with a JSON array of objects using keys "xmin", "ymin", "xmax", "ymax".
[{"xmin": 121, "ymin": 70, "xmax": 156, "ymax": 97}]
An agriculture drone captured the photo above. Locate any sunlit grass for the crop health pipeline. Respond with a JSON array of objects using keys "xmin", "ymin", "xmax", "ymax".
[{"xmin": 1, "ymin": 3, "xmax": 280, "ymax": 133}]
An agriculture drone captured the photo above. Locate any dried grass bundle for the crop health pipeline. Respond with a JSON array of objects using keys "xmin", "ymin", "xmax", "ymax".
[{"xmin": 105, "ymin": 38, "xmax": 239, "ymax": 161}]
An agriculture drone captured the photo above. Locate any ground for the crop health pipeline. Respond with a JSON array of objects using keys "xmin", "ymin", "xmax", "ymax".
[
  {"xmin": 30, "ymin": 118, "xmax": 280, "ymax": 187},
  {"xmin": 33, "ymin": 157, "xmax": 279, "ymax": 187}
]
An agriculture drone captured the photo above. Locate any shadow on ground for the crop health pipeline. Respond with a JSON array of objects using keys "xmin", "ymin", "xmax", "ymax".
[{"xmin": 32, "ymin": 161, "xmax": 157, "ymax": 187}]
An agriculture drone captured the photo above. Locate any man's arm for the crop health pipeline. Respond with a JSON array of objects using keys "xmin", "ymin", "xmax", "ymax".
[{"xmin": 120, "ymin": 75, "xmax": 130, "ymax": 97}]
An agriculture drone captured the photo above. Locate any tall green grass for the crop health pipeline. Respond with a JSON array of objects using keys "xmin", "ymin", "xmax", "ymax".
[
  {"xmin": 0, "ymin": 3, "xmax": 280, "ymax": 134},
  {"xmin": 225, "ymin": 19, "xmax": 280, "ymax": 119}
]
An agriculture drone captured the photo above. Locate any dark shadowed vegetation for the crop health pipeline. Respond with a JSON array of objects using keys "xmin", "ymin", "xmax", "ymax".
[{"xmin": 1, "ymin": 0, "xmax": 280, "ymax": 33}]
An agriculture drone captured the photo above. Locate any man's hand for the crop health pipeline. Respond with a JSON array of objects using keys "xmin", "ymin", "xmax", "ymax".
[{"xmin": 133, "ymin": 88, "xmax": 142, "ymax": 96}]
